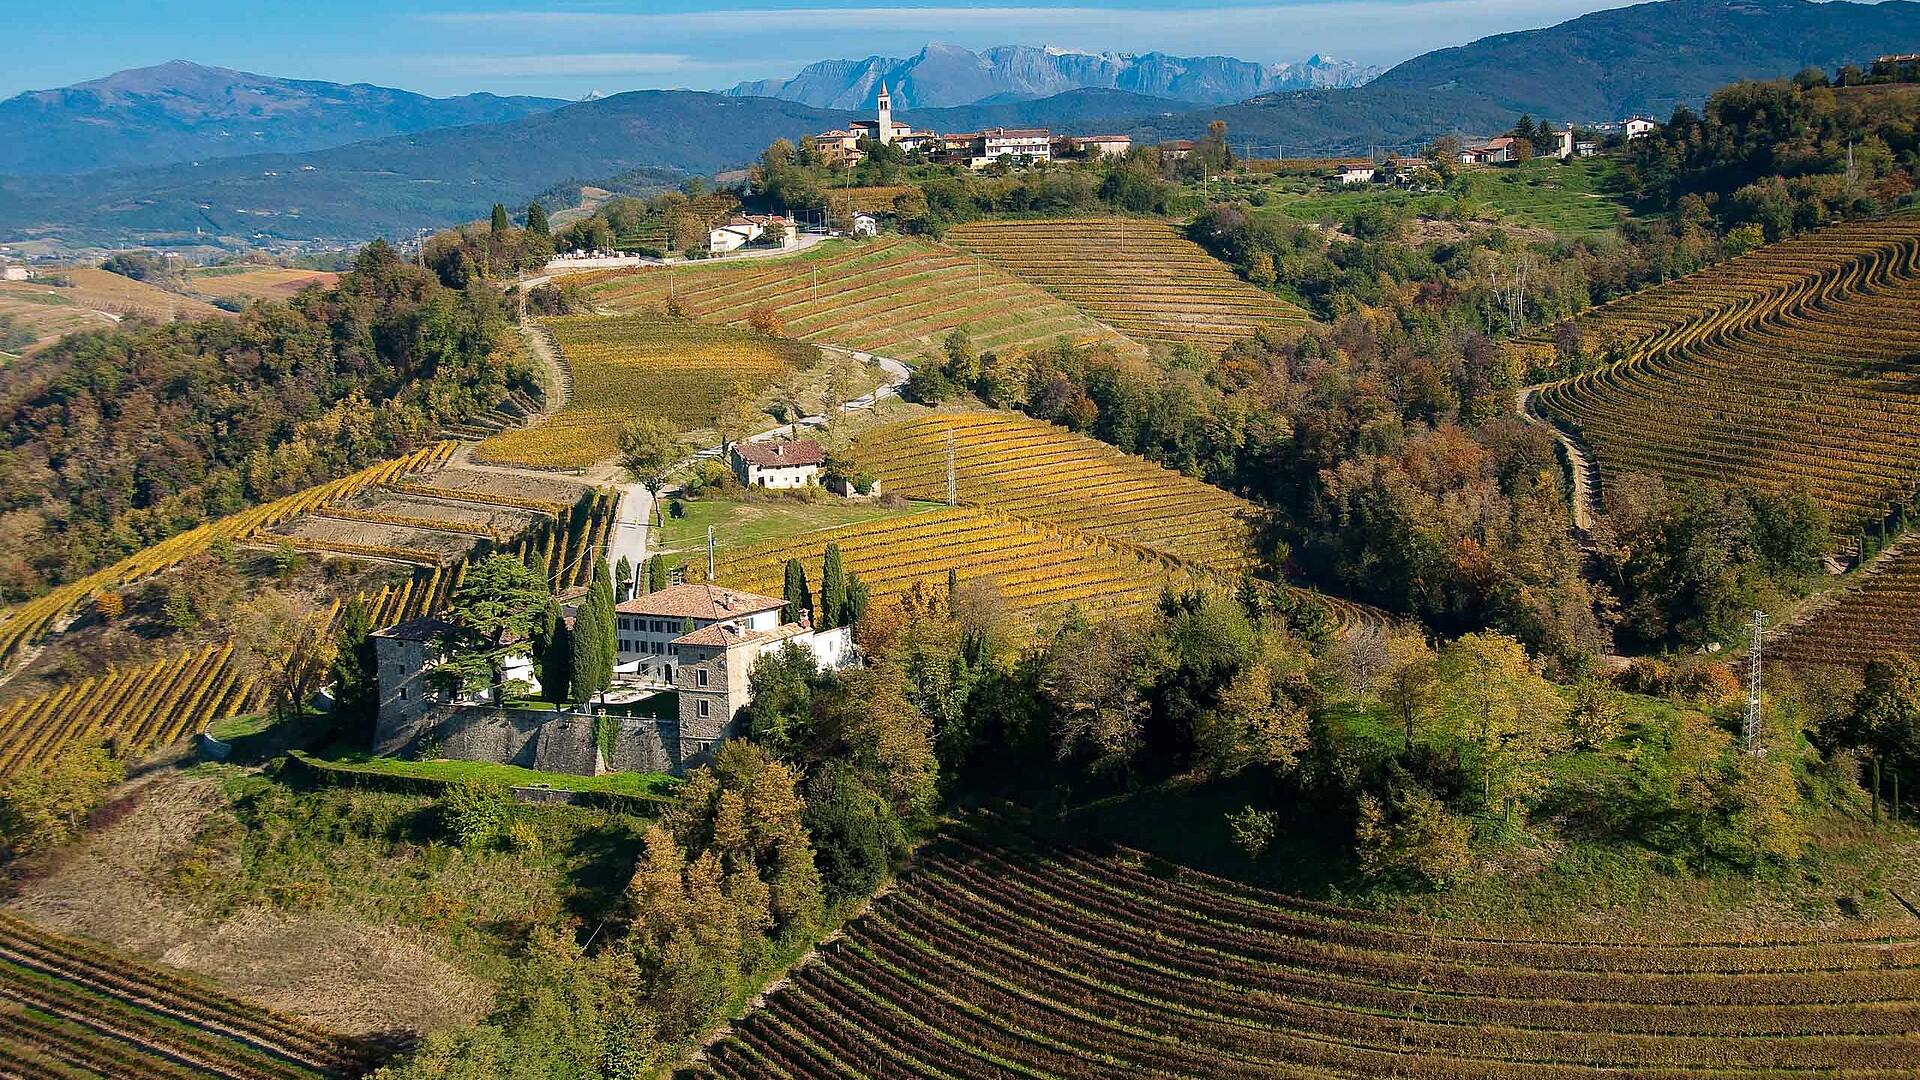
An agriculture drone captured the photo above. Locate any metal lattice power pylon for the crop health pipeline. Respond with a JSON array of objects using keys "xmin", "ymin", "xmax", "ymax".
[
  {"xmin": 945, "ymin": 429, "xmax": 957, "ymax": 507},
  {"xmin": 1746, "ymin": 610, "xmax": 1767, "ymax": 756}
]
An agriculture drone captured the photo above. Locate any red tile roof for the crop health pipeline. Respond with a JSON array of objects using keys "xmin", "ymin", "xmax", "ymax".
[
  {"xmin": 616, "ymin": 582, "xmax": 784, "ymax": 620},
  {"xmin": 733, "ymin": 439, "xmax": 825, "ymax": 468}
]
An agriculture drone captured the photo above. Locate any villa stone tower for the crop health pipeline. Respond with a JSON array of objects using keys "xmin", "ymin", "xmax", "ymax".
[{"xmin": 875, "ymin": 83, "xmax": 894, "ymax": 145}]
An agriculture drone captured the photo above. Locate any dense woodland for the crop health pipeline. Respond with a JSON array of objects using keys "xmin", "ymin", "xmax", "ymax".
[
  {"xmin": 0, "ymin": 241, "xmax": 529, "ymax": 600},
  {"xmin": 1626, "ymin": 72, "xmax": 1920, "ymax": 236}
]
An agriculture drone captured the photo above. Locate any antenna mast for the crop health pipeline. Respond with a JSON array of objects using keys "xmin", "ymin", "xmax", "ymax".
[{"xmin": 1746, "ymin": 610, "xmax": 1767, "ymax": 756}]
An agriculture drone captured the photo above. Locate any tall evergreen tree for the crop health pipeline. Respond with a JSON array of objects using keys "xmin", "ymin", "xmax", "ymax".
[
  {"xmin": 526, "ymin": 201, "xmax": 550, "ymax": 236},
  {"xmin": 647, "ymin": 553, "xmax": 669, "ymax": 593},
  {"xmin": 569, "ymin": 589, "xmax": 609, "ymax": 706},
  {"xmin": 783, "ymin": 559, "xmax": 813, "ymax": 624},
  {"xmin": 533, "ymin": 597, "xmax": 569, "ymax": 703},
  {"xmin": 490, "ymin": 203, "xmax": 512, "ymax": 237},
  {"xmin": 616, "ymin": 556, "xmax": 634, "ymax": 602},
  {"xmin": 523, "ymin": 540, "xmax": 548, "ymax": 584},
  {"xmin": 819, "ymin": 544, "xmax": 847, "ymax": 629},
  {"xmin": 328, "ymin": 597, "xmax": 377, "ymax": 737},
  {"xmin": 947, "ymin": 567, "xmax": 960, "ymax": 604},
  {"xmin": 845, "ymin": 574, "xmax": 871, "ymax": 628}
]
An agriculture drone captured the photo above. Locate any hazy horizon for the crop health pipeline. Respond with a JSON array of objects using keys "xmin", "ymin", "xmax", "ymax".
[{"xmin": 1, "ymin": 0, "xmax": 1649, "ymax": 101}]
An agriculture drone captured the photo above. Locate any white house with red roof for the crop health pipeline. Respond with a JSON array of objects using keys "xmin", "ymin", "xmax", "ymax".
[{"xmin": 730, "ymin": 438, "xmax": 825, "ymax": 489}]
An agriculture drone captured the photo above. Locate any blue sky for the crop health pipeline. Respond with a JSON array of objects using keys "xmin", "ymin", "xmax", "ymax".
[{"xmin": 2, "ymin": 0, "xmax": 1638, "ymax": 100}]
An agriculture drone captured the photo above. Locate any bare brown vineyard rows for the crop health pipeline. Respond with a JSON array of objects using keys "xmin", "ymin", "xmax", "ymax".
[
  {"xmin": 1534, "ymin": 213, "xmax": 1920, "ymax": 526},
  {"xmin": 1772, "ymin": 536, "xmax": 1920, "ymax": 666},
  {"xmin": 692, "ymin": 836, "xmax": 1920, "ymax": 1079},
  {"xmin": 946, "ymin": 217, "xmax": 1312, "ymax": 350},
  {"xmin": 0, "ymin": 912, "xmax": 371, "ymax": 1078},
  {"xmin": 575, "ymin": 236, "xmax": 1146, "ymax": 366}
]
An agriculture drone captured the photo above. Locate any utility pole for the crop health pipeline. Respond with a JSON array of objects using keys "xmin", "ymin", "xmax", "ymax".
[
  {"xmin": 707, "ymin": 525, "xmax": 716, "ymax": 582},
  {"xmin": 945, "ymin": 429, "xmax": 957, "ymax": 507},
  {"xmin": 1745, "ymin": 610, "xmax": 1767, "ymax": 756}
]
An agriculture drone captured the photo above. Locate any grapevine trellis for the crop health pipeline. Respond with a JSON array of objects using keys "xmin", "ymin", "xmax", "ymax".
[
  {"xmin": 475, "ymin": 315, "xmax": 814, "ymax": 470},
  {"xmin": 575, "ymin": 235, "xmax": 1147, "ymax": 368},
  {"xmin": 693, "ymin": 834, "xmax": 1920, "ymax": 1079},
  {"xmin": 0, "ymin": 911, "xmax": 376, "ymax": 1078},
  {"xmin": 947, "ymin": 217, "xmax": 1313, "ymax": 351},
  {"xmin": 1534, "ymin": 213, "xmax": 1920, "ymax": 529}
]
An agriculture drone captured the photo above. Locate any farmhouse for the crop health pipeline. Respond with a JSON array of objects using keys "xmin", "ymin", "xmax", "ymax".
[
  {"xmin": 1159, "ymin": 139, "xmax": 1197, "ymax": 160},
  {"xmin": 708, "ymin": 214, "xmax": 799, "ymax": 254},
  {"xmin": 1623, "ymin": 116, "xmax": 1657, "ymax": 139},
  {"xmin": 1334, "ymin": 162, "xmax": 1377, "ymax": 184},
  {"xmin": 0, "ymin": 266, "xmax": 32, "ymax": 282},
  {"xmin": 852, "ymin": 211, "xmax": 880, "ymax": 237},
  {"xmin": 732, "ymin": 438, "xmax": 825, "ymax": 488},
  {"xmin": 1058, "ymin": 134, "xmax": 1132, "ymax": 158},
  {"xmin": 1458, "ymin": 136, "xmax": 1518, "ymax": 165}
]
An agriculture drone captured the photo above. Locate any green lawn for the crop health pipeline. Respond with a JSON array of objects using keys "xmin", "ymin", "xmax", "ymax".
[
  {"xmin": 1253, "ymin": 158, "xmax": 1631, "ymax": 238},
  {"xmin": 308, "ymin": 751, "xmax": 679, "ymax": 797},
  {"xmin": 654, "ymin": 491, "xmax": 942, "ymax": 558}
]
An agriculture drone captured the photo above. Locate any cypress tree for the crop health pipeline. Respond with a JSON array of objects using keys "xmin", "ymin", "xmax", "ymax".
[
  {"xmin": 819, "ymin": 544, "xmax": 847, "ymax": 629},
  {"xmin": 569, "ymin": 590, "xmax": 605, "ymax": 705},
  {"xmin": 490, "ymin": 202, "xmax": 512, "ymax": 236},
  {"xmin": 845, "ymin": 574, "xmax": 871, "ymax": 628},
  {"xmin": 527, "ymin": 201, "xmax": 550, "ymax": 236},
  {"xmin": 534, "ymin": 597, "xmax": 569, "ymax": 703},
  {"xmin": 783, "ymin": 559, "xmax": 813, "ymax": 624},
  {"xmin": 522, "ymin": 541, "xmax": 547, "ymax": 584},
  {"xmin": 947, "ymin": 567, "xmax": 960, "ymax": 605},
  {"xmin": 647, "ymin": 553, "xmax": 669, "ymax": 592},
  {"xmin": 590, "ymin": 560, "xmax": 617, "ymax": 691},
  {"xmin": 616, "ymin": 556, "xmax": 633, "ymax": 601}
]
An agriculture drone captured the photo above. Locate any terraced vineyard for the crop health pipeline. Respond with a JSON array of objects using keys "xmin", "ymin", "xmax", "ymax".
[
  {"xmin": 0, "ymin": 443, "xmax": 456, "ymax": 669},
  {"xmin": 475, "ymin": 316, "xmax": 815, "ymax": 468},
  {"xmin": 1772, "ymin": 537, "xmax": 1920, "ymax": 667},
  {"xmin": 1534, "ymin": 213, "xmax": 1920, "ymax": 525},
  {"xmin": 0, "ymin": 475, "xmax": 614, "ymax": 777},
  {"xmin": 581, "ymin": 237, "xmax": 1147, "ymax": 366},
  {"xmin": 852, "ymin": 412, "xmax": 1257, "ymax": 573},
  {"xmin": 708, "ymin": 506, "xmax": 1211, "ymax": 623},
  {"xmin": 694, "ymin": 834, "xmax": 1920, "ymax": 1080},
  {"xmin": 947, "ymin": 218, "xmax": 1312, "ymax": 351},
  {"xmin": 848, "ymin": 412, "xmax": 1386, "ymax": 634},
  {"xmin": 0, "ymin": 911, "xmax": 374, "ymax": 1078}
]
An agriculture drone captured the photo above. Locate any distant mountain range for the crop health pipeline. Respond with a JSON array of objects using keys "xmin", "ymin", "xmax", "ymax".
[
  {"xmin": 0, "ymin": 61, "xmax": 566, "ymax": 175},
  {"xmin": 3, "ymin": 0, "xmax": 1917, "ymax": 247},
  {"xmin": 1169, "ymin": 0, "xmax": 1920, "ymax": 149},
  {"xmin": 724, "ymin": 44, "xmax": 1380, "ymax": 109}
]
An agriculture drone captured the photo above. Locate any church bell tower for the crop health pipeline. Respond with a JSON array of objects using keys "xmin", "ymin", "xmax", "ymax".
[{"xmin": 875, "ymin": 83, "xmax": 894, "ymax": 145}]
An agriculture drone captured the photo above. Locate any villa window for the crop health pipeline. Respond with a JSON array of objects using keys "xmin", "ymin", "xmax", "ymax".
[
  {"xmin": 697, "ymin": 668, "xmax": 709, "ymax": 687},
  {"xmin": 698, "ymin": 700, "xmax": 711, "ymax": 718}
]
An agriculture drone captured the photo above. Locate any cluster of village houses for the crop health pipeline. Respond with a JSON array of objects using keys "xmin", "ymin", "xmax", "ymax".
[
  {"xmin": 370, "ymin": 439, "xmax": 859, "ymax": 775},
  {"xmin": 1331, "ymin": 116, "xmax": 1653, "ymax": 186},
  {"xmin": 811, "ymin": 83, "xmax": 1145, "ymax": 171}
]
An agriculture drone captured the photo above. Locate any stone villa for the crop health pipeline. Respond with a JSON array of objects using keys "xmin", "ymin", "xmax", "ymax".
[{"xmin": 371, "ymin": 583, "xmax": 852, "ymax": 775}]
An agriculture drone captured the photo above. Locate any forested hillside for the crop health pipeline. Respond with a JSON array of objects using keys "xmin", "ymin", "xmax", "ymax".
[{"xmin": 0, "ymin": 241, "xmax": 528, "ymax": 600}]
